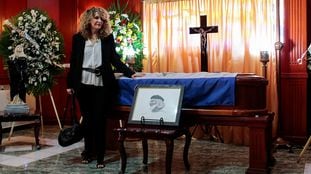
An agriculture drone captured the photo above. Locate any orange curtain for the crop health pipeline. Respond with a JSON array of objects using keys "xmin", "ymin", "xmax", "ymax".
[{"xmin": 142, "ymin": 0, "xmax": 278, "ymax": 145}]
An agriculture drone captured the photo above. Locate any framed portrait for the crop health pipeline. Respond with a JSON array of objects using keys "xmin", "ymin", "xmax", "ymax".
[{"xmin": 128, "ymin": 85, "xmax": 184, "ymax": 126}]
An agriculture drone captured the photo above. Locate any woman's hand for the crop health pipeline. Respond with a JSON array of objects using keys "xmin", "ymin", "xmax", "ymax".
[
  {"xmin": 131, "ymin": 73, "xmax": 145, "ymax": 78},
  {"xmin": 66, "ymin": 88, "xmax": 74, "ymax": 95}
]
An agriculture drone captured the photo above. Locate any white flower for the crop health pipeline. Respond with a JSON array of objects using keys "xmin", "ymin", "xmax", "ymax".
[
  {"xmin": 30, "ymin": 10, "xmax": 37, "ymax": 17},
  {"xmin": 45, "ymin": 23, "xmax": 52, "ymax": 32},
  {"xmin": 109, "ymin": 11, "xmax": 116, "ymax": 14},
  {"xmin": 40, "ymin": 33, "xmax": 46, "ymax": 38},
  {"xmin": 115, "ymin": 18, "xmax": 121, "ymax": 24},
  {"xmin": 121, "ymin": 14, "xmax": 128, "ymax": 18},
  {"xmin": 26, "ymin": 14, "xmax": 31, "ymax": 20},
  {"xmin": 40, "ymin": 15, "xmax": 47, "ymax": 21}
]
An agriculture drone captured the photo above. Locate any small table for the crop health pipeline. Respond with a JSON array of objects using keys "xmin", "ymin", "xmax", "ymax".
[{"xmin": 0, "ymin": 113, "xmax": 41, "ymax": 149}]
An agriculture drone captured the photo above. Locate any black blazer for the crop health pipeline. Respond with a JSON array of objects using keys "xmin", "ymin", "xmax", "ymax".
[{"xmin": 67, "ymin": 33, "xmax": 135, "ymax": 95}]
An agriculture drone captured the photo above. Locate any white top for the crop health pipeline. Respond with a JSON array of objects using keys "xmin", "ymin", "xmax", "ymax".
[{"xmin": 81, "ymin": 39, "xmax": 103, "ymax": 86}]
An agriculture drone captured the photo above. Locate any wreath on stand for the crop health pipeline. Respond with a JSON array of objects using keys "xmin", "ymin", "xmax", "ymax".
[
  {"xmin": 109, "ymin": 1, "xmax": 144, "ymax": 72},
  {"xmin": 0, "ymin": 9, "xmax": 65, "ymax": 96}
]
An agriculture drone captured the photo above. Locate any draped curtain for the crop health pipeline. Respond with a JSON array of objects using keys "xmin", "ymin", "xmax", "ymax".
[{"xmin": 142, "ymin": 0, "xmax": 278, "ymax": 145}]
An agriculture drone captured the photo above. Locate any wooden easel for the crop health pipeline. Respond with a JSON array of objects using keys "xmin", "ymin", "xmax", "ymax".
[
  {"xmin": 36, "ymin": 89, "xmax": 62, "ymax": 133},
  {"xmin": 297, "ymin": 136, "xmax": 311, "ymax": 163}
]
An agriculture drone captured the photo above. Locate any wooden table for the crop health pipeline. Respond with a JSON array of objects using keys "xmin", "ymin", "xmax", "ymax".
[{"xmin": 0, "ymin": 113, "xmax": 41, "ymax": 149}]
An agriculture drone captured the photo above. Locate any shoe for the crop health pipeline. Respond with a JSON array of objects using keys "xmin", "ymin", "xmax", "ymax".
[
  {"xmin": 81, "ymin": 150, "xmax": 93, "ymax": 164},
  {"xmin": 81, "ymin": 158, "xmax": 92, "ymax": 164},
  {"xmin": 81, "ymin": 157, "xmax": 92, "ymax": 164},
  {"xmin": 96, "ymin": 162, "xmax": 105, "ymax": 168},
  {"xmin": 81, "ymin": 155, "xmax": 92, "ymax": 164}
]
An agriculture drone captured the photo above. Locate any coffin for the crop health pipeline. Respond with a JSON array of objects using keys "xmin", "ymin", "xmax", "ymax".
[{"xmin": 111, "ymin": 73, "xmax": 273, "ymax": 174}]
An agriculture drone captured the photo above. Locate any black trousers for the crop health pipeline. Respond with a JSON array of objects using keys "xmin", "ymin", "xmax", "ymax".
[{"xmin": 77, "ymin": 84, "xmax": 114, "ymax": 162}]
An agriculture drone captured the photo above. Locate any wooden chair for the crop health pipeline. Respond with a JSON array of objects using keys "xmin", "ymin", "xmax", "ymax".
[{"xmin": 115, "ymin": 125, "xmax": 191, "ymax": 174}]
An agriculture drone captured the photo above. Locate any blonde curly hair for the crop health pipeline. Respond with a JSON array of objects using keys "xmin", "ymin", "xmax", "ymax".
[{"xmin": 79, "ymin": 7, "xmax": 112, "ymax": 39}]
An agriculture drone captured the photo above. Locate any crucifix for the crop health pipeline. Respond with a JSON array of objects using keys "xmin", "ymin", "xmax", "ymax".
[{"xmin": 189, "ymin": 15, "xmax": 218, "ymax": 71}]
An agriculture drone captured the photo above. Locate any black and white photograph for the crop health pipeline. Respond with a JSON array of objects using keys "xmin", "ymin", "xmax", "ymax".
[{"xmin": 128, "ymin": 85, "xmax": 184, "ymax": 126}]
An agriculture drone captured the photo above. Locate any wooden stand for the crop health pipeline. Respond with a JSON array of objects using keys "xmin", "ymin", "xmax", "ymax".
[
  {"xmin": 115, "ymin": 126, "xmax": 191, "ymax": 174},
  {"xmin": 36, "ymin": 89, "xmax": 62, "ymax": 131},
  {"xmin": 115, "ymin": 117, "xmax": 191, "ymax": 174},
  {"xmin": 297, "ymin": 136, "xmax": 311, "ymax": 163}
]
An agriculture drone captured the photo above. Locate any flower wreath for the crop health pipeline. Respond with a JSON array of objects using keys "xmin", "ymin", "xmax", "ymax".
[
  {"xmin": 109, "ymin": 2, "xmax": 144, "ymax": 72},
  {"xmin": 0, "ymin": 9, "xmax": 65, "ymax": 96}
]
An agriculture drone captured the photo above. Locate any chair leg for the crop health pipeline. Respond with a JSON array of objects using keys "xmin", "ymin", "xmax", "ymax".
[
  {"xmin": 34, "ymin": 119, "xmax": 41, "ymax": 149},
  {"xmin": 142, "ymin": 138, "xmax": 148, "ymax": 164},
  {"xmin": 165, "ymin": 139, "xmax": 174, "ymax": 174},
  {"xmin": 183, "ymin": 129, "xmax": 191, "ymax": 170},
  {"xmin": 118, "ymin": 136, "xmax": 127, "ymax": 173}
]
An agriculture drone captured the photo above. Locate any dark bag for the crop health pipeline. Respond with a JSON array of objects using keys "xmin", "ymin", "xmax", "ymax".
[{"xmin": 58, "ymin": 94, "xmax": 83, "ymax": 147}]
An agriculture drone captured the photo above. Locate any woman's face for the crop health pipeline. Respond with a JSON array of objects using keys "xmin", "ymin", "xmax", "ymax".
[{"xmin": 90, "ymin": 12, "xmax": 103, "ymax": 31}]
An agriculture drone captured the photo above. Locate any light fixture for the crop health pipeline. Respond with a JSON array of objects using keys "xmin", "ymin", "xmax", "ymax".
[{"xmin": 260, "ymin": 51, "xmax": 269, "ymax": 78}]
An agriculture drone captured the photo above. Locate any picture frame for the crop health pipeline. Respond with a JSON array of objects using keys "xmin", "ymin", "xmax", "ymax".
[{"xmin": 128, "ymin": 85, "xmax": 184, "ymax": 126}]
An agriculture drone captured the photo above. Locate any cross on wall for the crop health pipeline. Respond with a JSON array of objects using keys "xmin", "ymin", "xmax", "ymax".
[{"xmin": 189, "ymin": 15, "xmax": 218, "ymax": 72}]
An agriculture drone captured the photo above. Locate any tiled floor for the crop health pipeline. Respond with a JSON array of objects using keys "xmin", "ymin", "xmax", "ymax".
[
  {"xmin": 0, "ymin": 136, "xmax": 83, "ymax": 167},
  {"xmin": 0, "ymin": 125, "xmax": 310, "ymax": 173}
]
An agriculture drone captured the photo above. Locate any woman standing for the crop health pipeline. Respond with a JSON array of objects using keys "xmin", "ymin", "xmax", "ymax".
[{"xmin": 66, "ymin": 7, "xmax": 141, "ymax": 168}]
